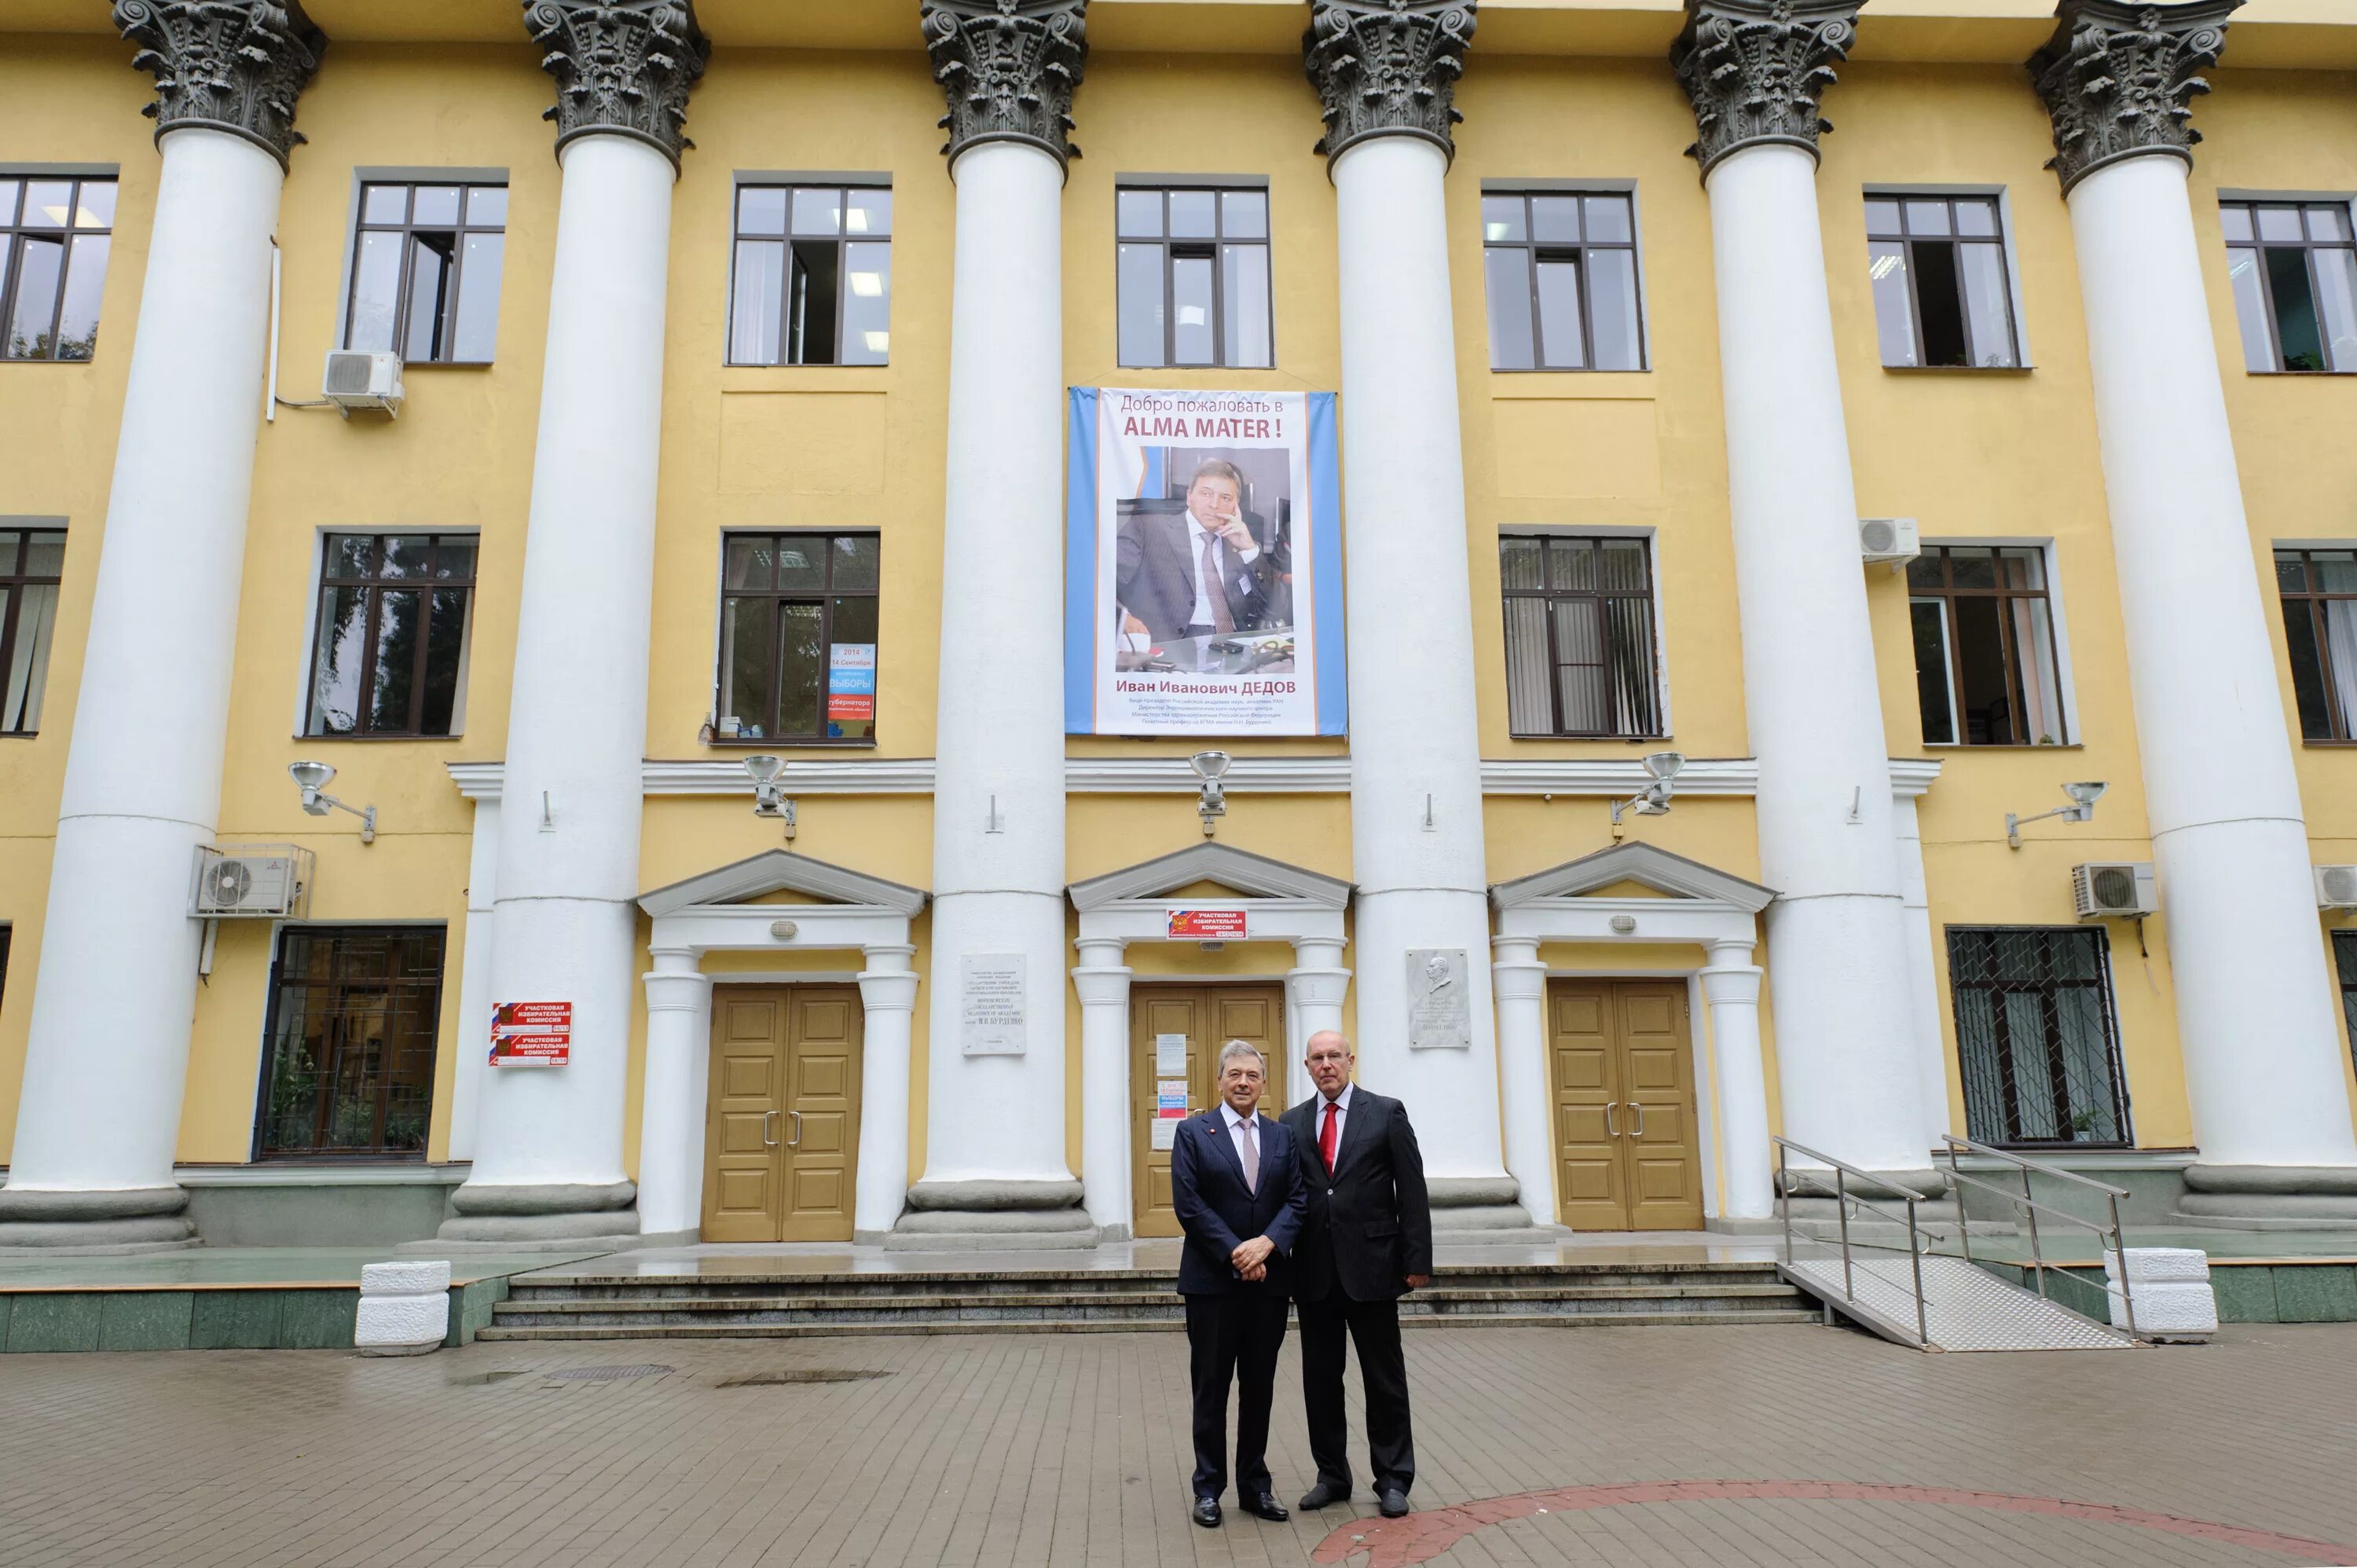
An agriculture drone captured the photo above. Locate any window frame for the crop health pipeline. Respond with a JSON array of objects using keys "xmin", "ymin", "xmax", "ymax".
[
  {"xmin": 1908, "ymin": 541, "xmax": 2072, "ymax": 747},
  {"xmin": 251, "ymin": 924, "xmax": 446, "ymax": 1162},
  {"xmin": 1498, "ymin": 529, "xmax": 1666, "ymax": 739},
  {"xmin": 724, "ymin": 176, "xmax": 894, "ymax": 368},
  {"xmin": 712, "ymin": 529, "xmax": 883, "ymax": 748},
  {"xmin": 1113, "ymin": 179, "xmax": 1275, "ymax": 372},
  {"xmin": 1946, "ymin": 924, "xmax": 2135, "ymax": 1152},
  {"xmin": 339, "ymin": 174, "xmax": 509, "ymax": 366},
  {"xmin": 300, "ymin": 531, "xmax": 477, "ymax": 741},
  {"xmin": 2273, "ymin": 544, "xmax": 2357, "ymax": 742},
  {"xmin": 1478, "ymin": 184, "xmax": 1650, "ymax": 373},
  {"xmin": 0, "ymin": 519, "xmax": 65, "ymax": 737},
  {"xmin": 2220, "ymin": 196, "xmax": 2357, "ymax": 375},
  {"xmin": 2334, "ymin": 931, "xmax": 2357, "ymax": 1074},
  {"xmin": 0, "ymin": 170, "xmax": 118, "ymax": 364},
  {"xmin": 1864, "ymin": 189, "xmax": 2023, "ymax": 371}
]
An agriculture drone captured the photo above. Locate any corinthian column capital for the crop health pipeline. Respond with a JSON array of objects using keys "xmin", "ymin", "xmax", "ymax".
[
  {"xmin": 2029, "ymin": 0, "xmax": 2239, "ymax": 195},
  {"xmin": 523, "ymin": 0, "xmax": 711, "ymax": 170},
  {"xmin": 920, "ymin": 0, "xmax": 1090, "ymax": 170},
  {"xmin": 112, "ymin": 0, "xmax": 327, "ymax": 170},
  {"xmin": 1302, "ymin": 0, "xmax": 1477, "ymax": 168},
  {"xmin": 1669, "ymin": 0, "xmax": 1859, "ymax": 180}
]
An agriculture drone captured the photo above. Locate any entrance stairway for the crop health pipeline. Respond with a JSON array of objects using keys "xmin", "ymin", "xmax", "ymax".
[{"xmin": 475, "ymin": 1258, "xmax": 1816, "ymax": 1341}]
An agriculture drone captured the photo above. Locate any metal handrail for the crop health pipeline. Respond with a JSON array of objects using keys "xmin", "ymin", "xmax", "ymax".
[
  {"xmin": 1940, "ymin": 1134, "xmax": 2139, "ymax": 1341},
  {"xmin": 1775, "ymin": 1136, "xmax": 1937, "ymax": 1349}
]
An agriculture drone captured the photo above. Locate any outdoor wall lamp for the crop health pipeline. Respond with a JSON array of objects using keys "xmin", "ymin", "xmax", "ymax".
[
  {"xmin": 744, "ymin": 754, "xmax": 797, "ymax": 840},
  {"xmin": 2007, "ymin": 780, "xmax": 2106, "ymax": 849},
  {"xmin": 1609, "ymin": 751, "xmax": 1684, "ymax": 839},
  {"xmin": 1191, "ymin": 750, "xmax": 1230, "ymax": 836},
  {"xmin": 288, "ymin": 760, "xmax": 376, "ymax": 844}
]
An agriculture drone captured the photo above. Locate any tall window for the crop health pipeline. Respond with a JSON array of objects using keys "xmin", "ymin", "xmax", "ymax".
[
  {"xmin": 1116, "ymin": 185, "xmax": 1272, "ymax": 369},
  {"xmin": 0, "ymin": 526, "xmax": 64, "ymax": 735},
  {"xmin": 344, "ymin": 181, "xmax": 506, "ymax": 364},
  {"xmin": 2221, "ymin": 200, "xmax": 2357, "ymax": 374},
  {"xmin": 2334, "ymin": 933, "xmax": 2357, "ymax": 1073},
  {"xmin": 2275, "ymin": 547, "xmax": 2357, "ymax": 741},
  {"xmin": 256, "ymin": 927, "xmax": 444, "ymax": 1159},
  {"xmin": 1499, "ymin": 533, "xmax": 1661, "ymax": 738},
  {"xmin": 1481, "ymin": 190, "xmax": 1644, "ymax": 372},
  {"xmin": 729, "ymin": 184, "xmax": 891, "ymax": 366},
  {"xmin": 2, "ymin": 175, "xmax": 114, "ymax": 361},
  {"xmin": 716, "ymin": 533, "xmax": 880, "ymax": 744},
  {"xmin": 305, "ymin": 533, "xmax": 475, "ymax": 738},
  {"xmin": 1865, "ymin": 194, "xmax": 2020, "ymax": 369},
  {"xmin": 1948, "ymin": 928, "xmax": 2131, "ymax": 1149},
  {"xmin": 1908, "ymin": 544, "xmax": 2067, "ymax": 746}
]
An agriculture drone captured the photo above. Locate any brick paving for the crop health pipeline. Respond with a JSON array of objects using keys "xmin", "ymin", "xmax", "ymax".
[{"xmin": 2, "ymin": 1322, "xmax": 2355, "ymax": 1566}]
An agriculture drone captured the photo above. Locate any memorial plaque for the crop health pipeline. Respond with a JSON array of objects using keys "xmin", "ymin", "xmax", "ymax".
[
  {"xmin": 960, "ymin": 954, "xmax": 1027, "ymax": 1055},
  {"xmin": 1406, "ymin": 948, "xmax": 1471, "ymax": 1049}
]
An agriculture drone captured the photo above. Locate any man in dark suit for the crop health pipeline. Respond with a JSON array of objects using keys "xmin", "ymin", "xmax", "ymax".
[
  {"xmin": 1115, "ymin": 460, "xmax": 1284, "ymax": 643},
  {"xmin": 1280, "ymin": 1029, "xmax": 1433, "ymax": 1520},
  {"xmin": 1169, "ymin": 1039, "xmax": 1307, "ymax": 1530}
]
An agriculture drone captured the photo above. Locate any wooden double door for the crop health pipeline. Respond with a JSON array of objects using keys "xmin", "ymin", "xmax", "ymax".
[
  {"xmin": 1130, "ymin": 983, "xmax": 1286, "ymax": 1239},
  {"xmin": 702, "ymin": 985, "xmax": 862, "ymax": 1242},
  {"xmin": 1549, "ymin": 979, "xmax": 1705, "ymax": 1232}
]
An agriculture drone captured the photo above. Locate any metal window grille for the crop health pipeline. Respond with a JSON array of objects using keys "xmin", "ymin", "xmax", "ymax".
[
  {"xmin": 1948, "ymin": 926, "xmax": 2132, "ymax": 1149},
  {"xmin": 0, "ymin": 175, "xmax": 115, "ymax": 361},
  {"xmin": 1114, "ymin": 185, "xmax": 1274, "ymax": 370},
  {"xmin": 2274, "ymin": 548, "xmax": 2357, "ymax": 741},
  {"xmin": 255, "ymin": 927, "xmax": 445, "ymax": 1160},
  {"xmin": 2220, "ymin": 200, "xmax": 2357, "ymax": 374},
  {"xmin": 1499, "ymin": 533, "xmax": 1661, "ymax": 738},
  {"xmin": 714, "ymin": 532, "xmax": 882, "ymax": 745}
]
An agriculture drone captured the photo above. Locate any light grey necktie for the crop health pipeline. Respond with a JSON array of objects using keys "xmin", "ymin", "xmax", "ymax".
[{"xmin": 1239, "ymin": 1116, "xmax": 1259, "ymax": 1193}]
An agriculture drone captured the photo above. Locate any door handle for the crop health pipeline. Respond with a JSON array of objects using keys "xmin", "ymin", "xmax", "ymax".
[
  {"xmin": 1603, "ymin": 1101, "xmax": 1618, "ymax": 1138},
  {"xmin": 786, "ymin": 1109, "xmax": 804, "ymax": 1148},
  {"xmin": 1629, "ymin": 1101, "xmax": 1647, "ymax": 1138},
  {"xmin": 762, "ymin": 1110, "xmax": 779, "ymax": 1148}
]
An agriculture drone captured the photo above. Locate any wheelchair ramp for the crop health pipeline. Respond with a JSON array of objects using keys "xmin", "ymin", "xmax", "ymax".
[{"xmin": 1781, "ymin": 1253, "xmax": 2136, "ymax": 1352}]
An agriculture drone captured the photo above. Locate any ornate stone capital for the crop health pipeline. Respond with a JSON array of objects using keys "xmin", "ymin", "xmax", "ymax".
[
  {"xmin": 920, "ymin": 0, "xmax": 1089, "ymax": 170},
  {"xmin": 2029, "ymin": 0, "xmax": 2239, "ymax": 195},
  {"xmin": 1669, "ymin": 0, "xmax": 1860, "ymax": 180},
  {"xmin": 112, "ymin": 0, "xmax": 327, "ymax": 170},
  {"xmin": 523, "ymin": 1, "xmax": 710, "ymax": 170},
  {"xmin": 1302, "ymin": 0, "xmax": 1477, "ymax": 168}
]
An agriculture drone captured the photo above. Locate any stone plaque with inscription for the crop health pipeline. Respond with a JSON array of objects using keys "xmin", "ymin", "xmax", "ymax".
[
  {"xmin": 1406, "ymin": 947, "xmax": 1472, "ymax": 1049},
  {"xmin": 960, "ymin": 953, "xmax": 1027, "ymax": 1055}
]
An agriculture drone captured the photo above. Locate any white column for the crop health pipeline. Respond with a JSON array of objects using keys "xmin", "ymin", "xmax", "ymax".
[
  {"xmin": 1, "ymin": 128, "xmax": 286, "ymax": 1244},
  {"xmin": 455, "ymin": 132, "xmax": 676, "ymax": 1229},
  {"xmin": 2065, "ymin": 155, "xmax": 2357, "ymax": 1172},
  {"xmin": 1331, "ymin": 134, "xmax": 1509, "ymax": 1189},
  {"xmin": 634, "ymin": 947, "xmax": 711, "ymax": 1240},
  {"xmin": 918, "ymin": 138, "xmax": 1073, "ymax": 1191},
  {"xmin": 1285, "ymin": 934, "xmax": 1351, "ymax": 1063},
  {"xmin": 1891, "ymin": 793, "xmax": 1952, "ymax": 1150},
  {"xmin": 854, "ymin": 943, "xmax": 920, "ymax": 1239},
  {"xmin": 1072, "ymin": 935, "xmax": 1134, "ymax": 1236},
  {"xmin": 446, "ymin": 797, "xmax": 501, "ymax": 1163},
  {"xmin": 1703, "ymin": 141, "xmax": 1928, "ymax": 1175},
  {"xmin": 1701, "ymin": 940, "xmax": 1772, "ymax": 1220},
  {"xmin": 1488, "ymin": 936, "xmax": 1556, "ymax": 1226}
]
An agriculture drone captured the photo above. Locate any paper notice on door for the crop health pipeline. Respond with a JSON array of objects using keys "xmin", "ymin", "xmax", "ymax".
[
  {"xmin": 1157, "ymin": 1079, "xmax": 1189, "ymax": 1116},
  {"xmin": 1150, "ymin": 1119, "xmax": 1179, "ymax": 1151},
  {"xmin": 1155, "ymin": 1033, "xmax": 1187, "ymax": 1075}
]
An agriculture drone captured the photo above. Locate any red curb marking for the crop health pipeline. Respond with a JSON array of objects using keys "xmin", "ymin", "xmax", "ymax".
[{"xmin": 1310, "ymin": 1480, "xmax": 2357, "ymax": 1568}]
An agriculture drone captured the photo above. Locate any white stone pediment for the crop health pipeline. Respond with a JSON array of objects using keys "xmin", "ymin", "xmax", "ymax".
[
  {"xmin": 1490, "ymin": 841, "xmax": 1774, "ymax": 914},
  {"xmin": 1068, "ymin": 841, "xmax": 1351, "ymax": 913},
  {"xmin": 638, "ymin": 848, "xmax": 927, "ymax": 918}
]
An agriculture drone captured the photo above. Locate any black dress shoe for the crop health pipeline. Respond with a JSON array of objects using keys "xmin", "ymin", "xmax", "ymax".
[
  {"xmin": 1298, "ymin": 1481, "xmax": 1351, "ymax": 1510},
  {"xmin": 1239, "ymin": 1492, "xmax": 1289, "ymax": 1522},
  {"xmin": 1191, "ymin": 1496, "xmax": 1222, "ymax": 1529},
  {"xmin": 1377, "ymin": 1487, "xmax": 1411, "ymax": 1519}
]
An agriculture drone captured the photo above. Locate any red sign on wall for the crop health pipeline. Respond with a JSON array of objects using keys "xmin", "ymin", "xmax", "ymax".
[
  {"xmin": 1168, "ymin": 908, "xmax": 1248, "ymax": 941},
  {"xmin": 489, "ymin": 1001, "xmax": 572, "ymax": 1067}
]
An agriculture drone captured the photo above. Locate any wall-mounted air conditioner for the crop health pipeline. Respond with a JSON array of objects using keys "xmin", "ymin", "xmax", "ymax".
[
  {"xmin": 190, "ymin": 844, "xmax": 314, "ymax": 919},
  {"xmin": 2073, "ymin": 861, "xmax": 2157, "ymax": 921},
  {"xmin": 1860, "ymin": 517, "xmax": 1920, "ymax": 566},
  {"xmin": 2317, "ymin": 864, "xmax": 2357, "ymax": 911},
  {"xmin": 321, "ymin": 350, "xmax": 403, "ymax": 417}
]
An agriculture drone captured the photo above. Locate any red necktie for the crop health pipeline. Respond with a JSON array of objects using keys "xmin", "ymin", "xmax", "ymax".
[{"xmin": 1320, "ymin": 1100, "xmax": 1340, "ymax": 1173}]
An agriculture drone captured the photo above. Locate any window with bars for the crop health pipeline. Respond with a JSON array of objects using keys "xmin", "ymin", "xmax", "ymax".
[
  {"xmin": 1, "ymin": 526, "xmax": 63, "ymax": 735},
  {"xmin": 715, "ymin": 533, "xmax": 881, "ymax": 744},
  {"xmin": 305, "ymin": 533, "xmax": 475, "ymax": 738},
  {"xmin": 2221, "ymin": 200, "xmax": 2357, "ymax": 374},
  {"xmin": 2335, "ymin": 933, "xmax": 2357, "ymax": 1074},
  {"xmin": 2275, "ymin": 547, "xmax": 2357, "ymax": 741},
  {"xmin": 2, "ymin": 175, "xmax": 114, "ymax": 361},
  {"xmin": 1948, "ymin": 926, "xmax": 2132, "ymax": 1149},
  {"xmin": 255, "ymin": 926, "xmax": 445, "ymax": 1159},
  {"xmin": 728, "ymin": 184, "xmax": 892, "ymax": 366},
  {"xmin": 1908, "ymin": 544, "xmax": 2068, "ymax": 746},
  {"xmin": 1116, "ymin": 185, "xmax": 1273, "ymax": 370},
  {"xmin": 1865, "ymin": 194, "xmax": 2021, "ymax": 369},
  {"xmin": 1499, "ymin": 533, "xmax": 1662, "ymax": 738},
  {"xmin": 344, "ymin": 181, "xmax": 507, "ymax": 364},
  {"xmin": 1480, "ymin": 189, "xmax": 1645, "ymax": 372}
]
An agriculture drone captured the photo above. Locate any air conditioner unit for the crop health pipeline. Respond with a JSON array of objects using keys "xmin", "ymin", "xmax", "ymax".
[
  {"xmin": 2318, "ymin": 864, "xmax": 2357, "ymax": 910},
  {"xmin": 1860, "ymin": 517, "xmax": 1920, "ymax": 566},
  {"xmin": 321, "ymin": 350, "xmax": 403, "ymax": 417},
  {"xmin": 190, "ymin": 844, "xmax": 314, "ymax": 918},
  {"xmin": 2073, "ymin": 860, "xmax": 2157, "ymax": 921}
]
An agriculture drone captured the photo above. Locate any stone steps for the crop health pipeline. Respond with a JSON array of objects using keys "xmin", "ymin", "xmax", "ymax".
[{"xmin": 476, "ymin": 1309, "xmax": 1820, "ymax": 1341}]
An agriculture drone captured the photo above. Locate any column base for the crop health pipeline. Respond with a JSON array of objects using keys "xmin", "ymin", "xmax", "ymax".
[
  {"xmin": 426, "ymin": 1179, "xmax": 642, "ymax": 1254},
  {"xmin": 2171, "ymin": 1165, "xmax": 2357, "ymax": 1230},
  {"xmin": 1426, "ymin": 1175, "xmax": 1544, "ymax": 1247},
  {"xmin": 885, "ymin": 1178, "xmax": 1102, "ymax": 1252},
  {"xmin": 0, "ymin": 1185, "xmax": 198, "ymax": 1252}
]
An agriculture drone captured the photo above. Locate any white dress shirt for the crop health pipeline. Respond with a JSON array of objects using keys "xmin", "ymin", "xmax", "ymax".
[
  {"xmin": 1220, "ymin": 1101, "xmax": 1263, "ymax": 1191},
  {"xmin": 1185, "ymin": 509, "xmax": 1259, "ymax": 628},
  {"xmin": 1314, "ymin": 1081, "xmax": 1354, "ymax": 1167}
]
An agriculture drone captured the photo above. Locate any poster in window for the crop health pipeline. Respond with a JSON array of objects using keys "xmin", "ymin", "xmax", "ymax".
[
  {"xmin": 827, "ymin": 642, "xmax": 875, "ymax": 732},
  {"xmin": 1065, "ymin": 387, "xmax": 1346, "ymax": 736}
]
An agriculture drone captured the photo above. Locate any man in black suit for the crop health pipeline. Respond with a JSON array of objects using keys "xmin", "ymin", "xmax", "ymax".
[
  {"xmin": 1169, "ymin": 1039, "xmax": 1307, "ymax": 1530},
  {"xmin": 1115, "ymin": 460, "xmax": 1285, "ymax": 642},
  {"xmin": 1280, "ymin": 1029, "xmax": 1432, "ymax": 1520}
]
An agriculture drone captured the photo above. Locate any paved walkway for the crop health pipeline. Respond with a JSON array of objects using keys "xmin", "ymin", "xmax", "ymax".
[{"xmin": 3, "ymin": 1321, "xmax": 2354, "ymax": 1566}]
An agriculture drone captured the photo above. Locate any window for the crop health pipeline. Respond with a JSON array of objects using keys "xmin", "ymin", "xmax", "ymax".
[
  {"xmin": 729, "ymin": 184, "xmax": 891, "ymax": 366},
  {"xmin": 2222, "ymin": 200, "xmax": 2357, "ymax": 373},
  {"xmin": 2, "ymin": 175, "xmax": 114, "ymax": 361},
  {"xmin": 0, "ymin": 526, "xmax": 64, "ymax": 735},
  {"xmin": 1499, "ymin": 533, "xmax": 1661, "ymax": 738},
  {"xmin": 716, "ymin": 533, "xmax": 880, "ymax": 743},
  {"xmin": 344, "ymin": 181, "xmax": 506, "ymax": 364},
  {"xmin": 1480, "ymin": 190, "xmax": 1644, "ymax": 372},
  {"xmin": 1865, "ymin": 194, "xmax": 2020, "ymax": 368},
  {"xmin": 305, "ymin": 533, "xmax": 475, "ymax": 738},
  {"xmin": 1948, "ymin": 927, "xmax": 2131, "ymax": 1149},
  {"xmin": 1908, "ymin": 544, "xmax": 2066, "ymax": 746},
  {"xmin": 255, "ymin": 926, "xmax": 443, "ymax": 1159},
  {"xmin": 2275, "ymin": 548, "xmax": 2357, "ymax": 741},
  {"xmin": 1116, "ymin": 185, "xmax": 1271, "ymax": 369},
  {"xmin": 2335, "ymin": 933, "xmax": 2357, "ymax": 1072}
]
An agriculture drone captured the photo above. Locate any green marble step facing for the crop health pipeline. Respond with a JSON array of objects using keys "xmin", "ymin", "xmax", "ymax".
[{"xmin": 1968, "ymin": 1258, "xmax": 2357, "ymax": 1324}]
